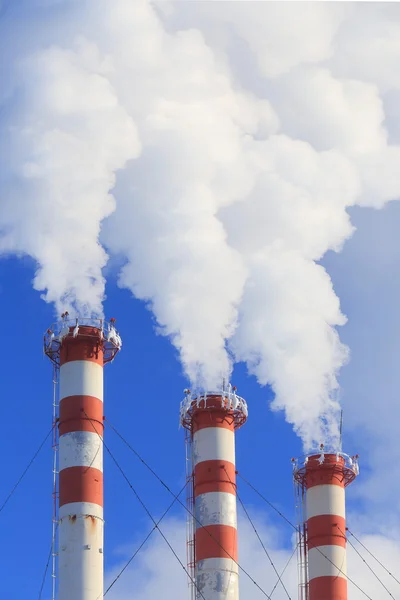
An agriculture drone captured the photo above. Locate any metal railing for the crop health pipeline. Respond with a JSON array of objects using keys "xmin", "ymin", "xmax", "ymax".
[
  {"xmin": 44, "ymin": 317, "xmax": 122, "ymax": 365},
  {"xmin": 292, "ymin": 448, "xmax": 359, "ymax": 488},
  {"xmin": 180, "ymin": 383, "xmax": 248, "ymax": 430}
]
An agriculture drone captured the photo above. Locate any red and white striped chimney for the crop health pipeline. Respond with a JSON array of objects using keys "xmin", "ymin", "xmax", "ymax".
[
  {"xmin": 45, "ymin": 317, "xmax": 121, "ymax": 600},
  {"xmin": 181, "ymin": 385, "xmax": 248, "ymax": 600},
  {"xmin": 294, "ymin": 448, "xmax": 359, "ymax": 600}
]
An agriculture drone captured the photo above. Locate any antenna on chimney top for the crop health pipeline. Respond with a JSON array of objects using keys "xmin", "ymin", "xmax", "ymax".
[{"xmin": 339, "ymin": 409, "xmax": 343, "ymax": 452}]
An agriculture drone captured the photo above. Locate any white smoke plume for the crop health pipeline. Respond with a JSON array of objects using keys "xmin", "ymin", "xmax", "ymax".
[
  {"xmin": 0, "ymin": 10, "xmax": 140, "ymax": 315},
  {"xmin": 2, "ymin": 1, "xmax": 400, "ymax": 447}
]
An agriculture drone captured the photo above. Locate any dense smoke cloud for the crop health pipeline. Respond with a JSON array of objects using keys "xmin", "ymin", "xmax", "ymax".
[
  {"xmin": 0, "ymin": 23, "xmax": 140, "ymax": 315},
  {"xmin": 2, "ymin": 1, "xmax": 400, "ymax": 447}
]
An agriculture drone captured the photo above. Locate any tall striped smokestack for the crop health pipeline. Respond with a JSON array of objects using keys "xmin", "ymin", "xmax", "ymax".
[
  {"xmin": 44, "ymin": 317, "xmax": 121, "ymax": 600},
  {"xmin": 293, "ymin": 448, "xmax": 359, "ymax": 600},
  {"xmin": 180, "ymin": 385, "xmax": 248, "ymax": 600}
]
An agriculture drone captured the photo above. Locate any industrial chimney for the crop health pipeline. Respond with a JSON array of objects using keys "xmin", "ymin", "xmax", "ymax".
[
  {"xmin": 44, "ymin": 315, "xmax": 121, "ymax": 600},
  {"xmin": 293, "ymin": 446, "xmax": 359, "ymax": 600},
  {"xmin": 180, "ymin": 384, "xmax": 248, "ymax": 600}
]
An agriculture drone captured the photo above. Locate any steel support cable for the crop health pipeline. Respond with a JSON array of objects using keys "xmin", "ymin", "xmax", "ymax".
[
  {"xmin": 347, "ymin": 528, "xmax": 400, "ymax": 587},
  {"xmin": 84, "ymin": 414, "xmax": 207, "ymax": 600},
  {"xmin": 337, "ymin": 526, "xmax": 396, "ymax": 599},
  {"xmin": 268, "ymin": 543, "xmax": 299, "ymax": 599},
  {"xmin": 38, "ymin": 523, "xmax": 58, "ymax": 600},
  {"xmin": 105, "ymin": 418, "xmax": 275, "ymax": 600},
  {"xmin": 0, "ymin": 424, "xmax": 55, "ymax": 515},
  {"xmin": 222, "ymin": 466, "xmax": 292, "ymax": 599},
  {"xmin": 238, "ymin": 473, "xmax": 297, "ymax": 532},
  {"xmin": 38, "ymin": 540, "xmax": 53, "ymax": 600},
  {"xmin": 103, "ymin": 482, "xmax": 188, "ymax": 597},
  {"xmin": 238, "ymin": 473, "xmax": 374, "ymax": 600}
]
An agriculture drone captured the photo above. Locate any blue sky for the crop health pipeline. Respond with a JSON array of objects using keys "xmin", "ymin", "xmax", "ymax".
[
  {"xmin": 0, "ymin": 254, "xmax": 298, "ymax": 599},
  {"xmin": 2, "ymin": 202, "xmax": 400, "ymax": 598},
  {"xmin": 3, "ymin": 2, "xmax": 400, "ymax": 599}
]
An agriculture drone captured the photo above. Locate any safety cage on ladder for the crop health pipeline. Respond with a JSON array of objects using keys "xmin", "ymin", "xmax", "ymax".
[{"xmin": 294, "ymin": 477, "xmax": 309, "ymax": 600}]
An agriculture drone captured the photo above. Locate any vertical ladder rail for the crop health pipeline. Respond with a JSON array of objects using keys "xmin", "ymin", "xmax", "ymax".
[
  {"xmin": 294, "ymin": 479, "xmax": 309, "ymax": 600},
  {"xmin": 185, "ymin": 428, "xmax": 196, "ymax": 600},
  {"xmin": 51, "ymin": 364, "xmax": 59, "ymax": 600}
]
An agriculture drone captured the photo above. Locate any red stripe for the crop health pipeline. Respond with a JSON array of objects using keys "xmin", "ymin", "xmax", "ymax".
[
  {"xmin": 192, "ymin": 399, "xmax": 236, "ymax": 433},
  {"xmin": 60, "ymin": 327, "xmax": 104, "ymax": 366},
  {"xmin": 309, "ymin": 575, "xmax": 347, "ymax": 599},
  {"xmin": 59, "ymin": 466, "xmax": 103, "ymax": 507},
  {"xmin": 194, "ymin": 461, "xmax": 236, "ymax": 496},
  {"xmin": 305, "ymin": 455, "xmax": 347, "ymax": 489},
  {"xmin": 307, "ymin": 515, "xmax": 346, "ymax": 549},
  {"xmin": 195, "ymin": 524, "xmax": 237, "ymax": 562},
  {"xmin": 59, "ymin": 395, "xmax": 104, "ymax": 436}
]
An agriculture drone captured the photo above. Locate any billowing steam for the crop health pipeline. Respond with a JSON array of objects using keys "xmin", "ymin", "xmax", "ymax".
[{"xmin": 1, "ymin": 1, "xmax": 400, "ymax": 447}]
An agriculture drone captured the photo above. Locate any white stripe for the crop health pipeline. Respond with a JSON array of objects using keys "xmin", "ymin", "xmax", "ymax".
[
  {"xmin": 197, "ymin": 557, "xmax": 239, "ymax": 574},
  {"xmin": 196, "ymin": 557, "xmax": 238, "ymax": 600},
  {"xmin": 58, "ymin": 506, "xmax": 104, "ymax": 600},
  {"xmin": 195, "ymin": 492, "xmax": 237, "ymax": 529},
  {"xmin": 59, "ymin": 431, "xmax": 103, "ymax": 471},
  {"xmin": 193, "ymin": 428, "xmax": 235, "ymax": 465},
  {"xmin": 308, "ymin": 545, "xmax": 347, "ymax": 580},
  {"xmin": 59, "ymin": 502, "xmax": 103, "ymax": 520},
  {"xmin": 306, "ymin": 484, "xmax": 345, "ymax": 519},
  {"xmin": 60, "ymin": 360, "xmax": 103, "ymax": 401}
]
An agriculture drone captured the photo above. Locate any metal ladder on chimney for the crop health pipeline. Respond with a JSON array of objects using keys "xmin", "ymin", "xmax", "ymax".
[
  {"xmin": 51, "ymin": 363, "xmax": 59, "ymax": 600},
  {"xmin": 185, "ymin": 429, "xmax": 196, "ymax": 600},
  {"xmin": 294, "ymin": 479, "xmax": 309, "ymax": 600}
]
